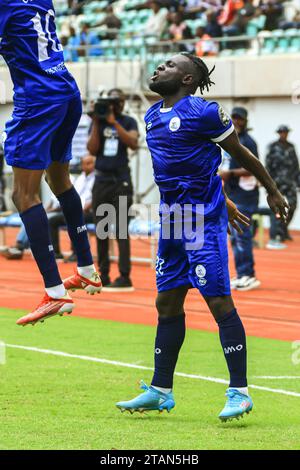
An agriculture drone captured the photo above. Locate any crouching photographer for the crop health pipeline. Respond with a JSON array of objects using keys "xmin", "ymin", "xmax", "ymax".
[{"xmin": 88, "ymin": 88, "xmax": 139, "ymax": 291}]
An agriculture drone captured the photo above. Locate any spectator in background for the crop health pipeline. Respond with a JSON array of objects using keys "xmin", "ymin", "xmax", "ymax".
[
  {"xmin": 195, "ymin": 25, "xmax": 218, "ymax": 55},
  {"xmin": 94, "ymin": 5, "xmax": 122, "ymax": 39},
  {"xmin": 68, "ymin": 0, "xmax": 85, "ymax": 15},
  {"xmin": 205, "ymin": 9, "xmax": 223, "ymax": 37},
  {"xmin": 61, "ymin": 36, "xmax": 72, "ymax": 62},
  {"xmin": 68, "ymin": 26, "xmax": 80, "ymax": 61},
  {"xmin": 279, "ymin": 6, "xmax": 300, "ymax": 29},
  {"xmin": 68, "ymin": 23, "xmax": 102, "ymax": 60},
  {"xmin": 266, "ymin": 125, "xmax": 300, "ymax": 248},
  {"xmin": 168, "ymin": 11, "xmax": 193, "ymax": 50},
  {"xmin": 144, "ymin": 1, "xmax": 168, "ymax": 38},
  {"xmin": 78, "ymin": 22, "xmax": 102, "ymax": 57},
  {"xmin": 260, "ymin": 0, "xmax": 284, "ymax": 31},
  {"xmin": 166, "ymin": 0, "xmax": 186, "ymax": 13},
  {"xmin": 220, "ymin": 107, "xmax": 261, "ymax": 291},
  {"xmin": 222, "ymin": 0, "xmax": 257, "ymax": 36},
  {"xmin": 3, "ymin": 155, "xmax": 96, "ymax": 261},
  {"xmin": 88, "ymin": 89, "xmax": 139, "ymax": 291},
  {"xmin": 218, "ymin": 0, "xmax": 244, "ymax": 27},
  {"xmin": 184, "ymin": 0, "xmax": 222, "ymax": 17}
]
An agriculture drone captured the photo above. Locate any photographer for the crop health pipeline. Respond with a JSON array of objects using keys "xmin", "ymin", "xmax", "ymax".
[{"xmin": 88, "ymin": 88, "xmax": 139, "ymax": 292}]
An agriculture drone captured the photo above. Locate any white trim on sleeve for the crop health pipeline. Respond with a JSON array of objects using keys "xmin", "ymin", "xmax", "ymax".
[{"xmin": 211, "ymin": 124, "xmax": 235, "ymax": 143}]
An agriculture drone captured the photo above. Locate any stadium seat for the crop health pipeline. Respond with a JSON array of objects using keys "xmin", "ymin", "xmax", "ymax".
[
  {"xmin": 219, "ymin": 49, "xmax": 234, "ymax": 57},
  {"xmin": 286, "ymin": 28, "xmax": 300, "ymax": 52},
  {"xmin": 234, "ymin": 48, "xmax": 247, "ymax": 56},
  {"xmin": 258, "ymin": 31, "xmax": 276, "ymax": 54},
  {"xmin": 246, "ymin": 15, "xmax": 266, "ymax": 37},
  {"xmin": 271, "ymin": 29, "xmax": 289, "ymax": 53}
]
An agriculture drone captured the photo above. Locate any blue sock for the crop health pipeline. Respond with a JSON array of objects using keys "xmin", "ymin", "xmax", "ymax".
[
  {"xmin": 217, "ymin": 308, "xmax": 247, "ymax": 388},
  {"xmin": 57, "ymin": 186, "xmax": 93, "ymax": 267},
  {"xmin": 151, "ymin": 314, "xmax": 186, "ymax": 389},
  {"xmin": 20, "ymin": 204, "xmax": 62, "ymax": 288}
]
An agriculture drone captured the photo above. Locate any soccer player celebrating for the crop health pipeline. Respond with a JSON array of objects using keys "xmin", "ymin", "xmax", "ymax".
[
  {"xmin": 116, "ymin": 53, "xmax": 289, "ymax": 421},
  {"xmin": 0, "ymin": 0, "xmax": 102, "ymax": 326}
]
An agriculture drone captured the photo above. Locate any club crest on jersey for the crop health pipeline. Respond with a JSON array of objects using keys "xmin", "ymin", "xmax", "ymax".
[
  {"xmin": 169, "ymin": 117, "xmax": 181, "ymax": 132},
  {"xmin": 195, "ymin": 264, "xmax": 206, "ymax": 278},
  {"xmin": 218, "ymin": 106, "xmax": 231, "ymax": 126}
]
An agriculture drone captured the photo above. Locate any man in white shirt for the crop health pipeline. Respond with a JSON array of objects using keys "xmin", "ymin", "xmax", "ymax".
[
  {"xmin": 144, "ymin": 1, "xmax": 168, "ymax": 38},
  {"xmin": 4, "ymin": 155, "xmax": 95, "ymax": 260},
  {"xmin": 48, "ymin": 154, "xmax": 95, "ymax": 261}
]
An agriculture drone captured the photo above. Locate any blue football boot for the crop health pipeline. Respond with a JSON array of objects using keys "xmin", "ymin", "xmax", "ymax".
[
  {"xmin": 116, "ymin": 381, "xmax": 175, "ymax": 414},
  {"xmin": 219, "ymin": 388, "xmax": 253, "ymax": 422}
]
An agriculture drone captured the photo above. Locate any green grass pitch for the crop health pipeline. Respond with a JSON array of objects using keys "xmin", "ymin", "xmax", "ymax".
[{"xmin": 0, "ymin": 307, "xmax": 300, "ymax": 450}]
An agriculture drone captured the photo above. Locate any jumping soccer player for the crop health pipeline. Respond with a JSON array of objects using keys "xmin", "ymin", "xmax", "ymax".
[
  {"xmin": 0, "ymin": 0, "xmax": 102, "ymax": 326},
  {"xmin": 116, "ymin": 53, "xmax": 289, "ymax": 421}
]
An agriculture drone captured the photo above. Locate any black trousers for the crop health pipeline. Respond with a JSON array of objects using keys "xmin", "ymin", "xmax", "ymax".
[
  {"xmin": 92, "ymin": 179, "xmax": 133, "ymax": 278},
  {"xmin": 48, "ymin": 210, "xmax": 94, "ymax": 255}
]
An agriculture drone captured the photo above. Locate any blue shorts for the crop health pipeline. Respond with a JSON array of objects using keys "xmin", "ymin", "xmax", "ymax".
[
  {"xmin": 156, "ymin": 201, "xmax": 231, "ymax": 297},
  {"xmin": 3, "ymin": 94, "xmax": 82, "ymax": 170}
]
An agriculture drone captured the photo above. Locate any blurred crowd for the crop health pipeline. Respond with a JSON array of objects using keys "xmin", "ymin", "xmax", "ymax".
[{"xmin": 56, "ymin": 0, "xmax": 300, "ymax": 59}]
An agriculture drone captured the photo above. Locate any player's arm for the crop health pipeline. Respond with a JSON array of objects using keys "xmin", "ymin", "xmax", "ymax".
[
  {"xmin": 222, "ymin": 187, "xmax": 250, "ymax": 234},
  {"xmin": 87, "ymin": 118, "xmax": 102, "ymax": 156},
  {"xmin": 220, "ymin": 130, "xmax": 290, "ymax": 223},
  {"xmin": 220, "ymin": 167, "xmax": 252, "ymax": 182},
  {"xmin": 106, "ymin": 107, "xmax": 139, "ymax": 151},
  {"xmin": 113, "ymin": 123, "xmax": 139, "ymax": 151}
]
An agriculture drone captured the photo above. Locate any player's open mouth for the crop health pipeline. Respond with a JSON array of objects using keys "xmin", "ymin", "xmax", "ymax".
[{"xmin": 150, "ymin": 74, "xmax": 159, "ymax": 81}]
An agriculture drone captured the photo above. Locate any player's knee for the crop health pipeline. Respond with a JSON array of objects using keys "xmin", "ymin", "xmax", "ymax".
[
  {"xmin": 12, "ymin": 187, "xmax": 40, "ymax": 213},
  {"xmin": 156, "ymin": 295, "xmax": 170, "ymax": 317},
  {"xmin": 205, "ymin": 295, "xmax": 234, "ymax": 321},
  {"xmin": 155, "ymin": 294, "xmax": 182, "ymax": 318},
  {"xmin": 46, "ymin": 176, "xmax": 72, "ymax": 197}
]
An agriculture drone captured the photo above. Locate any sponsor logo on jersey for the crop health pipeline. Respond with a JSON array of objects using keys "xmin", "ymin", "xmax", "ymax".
[
  {"xmin": 169, "ymin": 117, "xmax": 181, "ymax": 132},
  {"xmin": 155, "ymin": 348, "xmax": 162, "ymax": 354},
  {"xmin": 218, "ymin": 106, "xmax": 231, "ymax": 126},
  {"xmin": 146, "ymin": 121, "xmax": 152, "ymax": 131}
]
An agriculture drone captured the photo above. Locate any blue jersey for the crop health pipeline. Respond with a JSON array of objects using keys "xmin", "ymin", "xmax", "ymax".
[
  {"xmin": 145, "ymin": 95, "xmax": 234, "ymax": 217},
  {"xmin": 0, "ymin": 0, "xmax": 79, "ymax": 106}
]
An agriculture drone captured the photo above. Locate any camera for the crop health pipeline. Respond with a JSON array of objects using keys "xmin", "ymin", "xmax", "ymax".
[{"xmin": 92, "ymin": 97, "xmax": 121, "ymax": 121}]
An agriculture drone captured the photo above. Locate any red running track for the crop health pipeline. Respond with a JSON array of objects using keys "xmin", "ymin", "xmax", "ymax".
[{"xmin": 0, "ymin": 228, "xmax": 300, "ymax": 341}]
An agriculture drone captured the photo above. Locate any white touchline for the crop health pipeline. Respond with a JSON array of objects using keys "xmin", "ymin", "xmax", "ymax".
[
  {"xmin": 6, "ymin": 343, "xmax": 300, "ymax": 398},
  {"xmin": 254, "ymin": 376, "xmax": 300, "ymax": 379}
]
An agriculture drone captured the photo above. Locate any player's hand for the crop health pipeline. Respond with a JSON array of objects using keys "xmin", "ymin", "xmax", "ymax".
[
  {"xmin": 267, "ymin": 189, "xmax": 290, "ymax": 224},
  {"xmin": 106, "ymin": 105, "xmax": 117, "ymax": 125},
  {"xmin": 226, "ymin": 197, "xmax": 250, "ymax": 235},
  {"xmin": 88, "ymin": 101, "xmax": 99, "ymax": 122}
]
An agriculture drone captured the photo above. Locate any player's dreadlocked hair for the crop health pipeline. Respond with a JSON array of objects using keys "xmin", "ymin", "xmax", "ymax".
[{"xmin": 180, "ymin": 52, "xmax": 215, "ymax": 94}]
